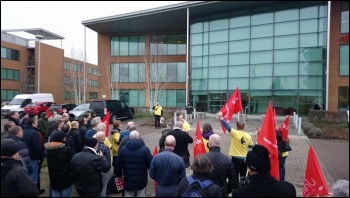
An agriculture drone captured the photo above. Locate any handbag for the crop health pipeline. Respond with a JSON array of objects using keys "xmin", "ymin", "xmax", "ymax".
[
  {"xmin": 282, "ymin": 141, "xmax": 292, "ymax": 152},
  {"xmin": 107, "ymin": 175, "xmax": 124, "ymax": 194}
]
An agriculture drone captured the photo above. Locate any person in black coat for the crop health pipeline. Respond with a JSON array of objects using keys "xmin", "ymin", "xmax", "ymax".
[
  {"xmin": 167, "ymin": 121, "xmax": 193, "ymax": 168},
  {"xmin": 8, "ymin": 111, "xmax": 20, "ymax": 126},
  {"xmin": 232, "ymin": 144, "xmax": 296, "ymax": 197},
  {"xmin": 1, "ymin": 139, "xmax": 39, "ymax": 197},
  {"xmin": 69, "ymin": 121, "xmax": 83, "ymax": 152},
  {"xmin": 204, "ymin": 134, "xmax": 239, "ymax": 197},
  {"xmin": 175, "ymin": 155, "xmax": 222, "ymax": 197},
  {"xmin": 70, "ymin": 138, "xmax": 111, "ymax": 197}
]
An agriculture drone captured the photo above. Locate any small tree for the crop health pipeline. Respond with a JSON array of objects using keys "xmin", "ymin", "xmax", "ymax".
[{"xmin": 99, "ymin": 56, "xmax": 123, "ymax": 100}]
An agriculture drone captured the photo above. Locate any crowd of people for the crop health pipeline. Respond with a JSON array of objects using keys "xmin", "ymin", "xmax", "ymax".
[{"xmin": 1, "ymin": 106, "xmax": 349, "ymax": 197}]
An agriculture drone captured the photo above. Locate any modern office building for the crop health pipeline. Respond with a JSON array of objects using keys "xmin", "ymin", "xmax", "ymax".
[
  {"xmin": 1, "ymin": 29, "xmax": 99, "ymax": 105},
  {"xmin": 83, "ymin": 1, "xmax": 349, "ymax": 115}
]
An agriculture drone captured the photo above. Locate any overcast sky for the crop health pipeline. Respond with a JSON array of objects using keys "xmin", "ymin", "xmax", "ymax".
[{"xmin": 1, "ymin": 1, "xmax": 186, "ymax": 65}]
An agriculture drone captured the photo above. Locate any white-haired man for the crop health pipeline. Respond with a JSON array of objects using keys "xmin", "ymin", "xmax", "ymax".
[
  {"xmin": 85, "ymin": 117, "xmax": 101, "ymax": 138},
  {"xmin": 96, "ymin": 132, "xmax": 111, "ymax": 197}
]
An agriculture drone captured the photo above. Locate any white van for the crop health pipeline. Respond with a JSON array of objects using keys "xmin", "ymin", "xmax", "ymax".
[{"xmin": 1, "ymin": 93, "xmax": 54, "ymax": 117}]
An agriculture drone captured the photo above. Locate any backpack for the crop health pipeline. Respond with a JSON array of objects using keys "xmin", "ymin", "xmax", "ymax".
[{"xmin": 181, "ymin": 176, "xmax": 213, "ymax": 197}]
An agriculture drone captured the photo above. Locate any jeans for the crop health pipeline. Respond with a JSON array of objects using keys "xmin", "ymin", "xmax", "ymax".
[
  {"xmin": 125, "ymin": 188, "xmax": 146, "ymax": 197},
  {"xmin": 280, "ymin": 156, "xmax": 287, "ymax": 181},
  {"xmin": 51, "ymin": 185, "xmax": 73, "ymax": 197},
  {"xmin": 232, "ymin": 157, "xmax": 247, "ymax": 184},
  {"xmin": 30, "ymin": 160, "xmax": 39, "ymax": 184},
  {"xmin": 100, "ymin": 172, "xmax": 109, "ymax": 197}
]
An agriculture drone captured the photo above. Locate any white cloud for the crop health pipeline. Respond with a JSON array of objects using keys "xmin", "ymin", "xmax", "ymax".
[{"xmin": 1, "ymin": 1, "xmax": 186, "ymax": 65}]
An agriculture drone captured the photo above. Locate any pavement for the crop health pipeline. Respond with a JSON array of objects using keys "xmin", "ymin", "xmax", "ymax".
[{"xmin": 1, "ymin": 114, "xmax": 348, "ymax": 197}]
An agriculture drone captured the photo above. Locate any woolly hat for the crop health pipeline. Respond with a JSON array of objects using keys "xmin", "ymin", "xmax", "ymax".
[
  {"xmin": 1, "ymin": 139, "xmax": 18, "ymax": 157},
  {"xmin": 85, "ymin": 138, "xmax": 98, "ymax": 148},
  {"xmin": 51, "ymin": 131, "xmax": 66, "ymax": 142},
  {"xmin": 246, "ymin": 144, "xmax": 271, "ymax": 173}
]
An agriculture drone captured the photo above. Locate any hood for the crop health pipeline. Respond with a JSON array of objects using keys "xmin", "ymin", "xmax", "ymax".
[
  {"xmin": 125, "ymin": 139, "xmax": 144, "ymax": 150},
  {"xmin": 203, "ymin": 130, "xmax": 214, "ymax": 140},
  {"xmin": 69, "ymin": 110, "xmax": 86, "ymax": 117},
  {"xmin": 45, "ymin": 142, "xmax": 65, "ymax": 156},
  {"xmin": 40, "ymin": 112, "xmax": 47, "ymax": 119}
]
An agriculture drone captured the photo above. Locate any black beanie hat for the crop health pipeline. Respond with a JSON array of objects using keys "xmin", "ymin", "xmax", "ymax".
[
  {"xmin": 85, "ymin": 138, "xmax": 98, "ymax": 148},
  {"xmin": 246, "ymin": 144, "xmax": 271, "ymax": 173},
  {"xmin": 1, "ymin": 139, "xmax": 18, "ymax": 157},
  {"xmin": 51, "ymin": 131, "xmax": 66, "ymax": 143}
]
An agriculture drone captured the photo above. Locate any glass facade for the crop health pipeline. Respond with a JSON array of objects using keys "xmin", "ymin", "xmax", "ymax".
[
  {"xmin": 341, "ymin": 2, "xmax": 349, "ymax": 33},
  {"xmin": 111, "ymin": 89, "xmax": 145, "ymax": 107},
  {"xmin": 111, "ymin": 36, "xmax": 145, "ymax": 56},
  {"xmin": 340, "ymin": 45, "xmax": 349, "ymax": 76},
  {"xmin": 190, "ymin": 4, "xmax": 328, "ymax": 115},
  {"xmin": 150, "ymin": 34, "xmax": 186, "ymax": 55},
  {"xmin": 150, "ymin": 62, "xmax": 186, "ymax": 82}
]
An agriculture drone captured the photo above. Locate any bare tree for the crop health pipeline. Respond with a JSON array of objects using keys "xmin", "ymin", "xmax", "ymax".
[{"xmin": 99, "ymin": 56, "xmax": 123, "ymax": 100}]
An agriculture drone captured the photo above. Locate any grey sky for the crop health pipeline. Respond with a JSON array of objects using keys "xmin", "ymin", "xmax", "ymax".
[{"xmin": 1, "ymin": 1, "xmax": 186, "ymax": 65}]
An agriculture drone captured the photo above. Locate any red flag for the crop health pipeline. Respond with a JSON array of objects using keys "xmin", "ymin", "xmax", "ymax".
[
  {"xmin": 257, "ymin": 101, "xmax": 279, "ymax": 180},
  {"xmin": 46, "ymin": 109, "xmax": 52, "ymax": 118},
  {"xmin": 278, "ymin": 115, "xmax": 290, "ymax": 141},
  {"xmin": 102, "ymin": 111, "xmax": 110, "ymax": 137},
  {"xmin": 152, "ymin": 146, "xmax": 158, "ymax": 189},
  {"xmin": 303, "ymin": 146, "xmax": 329, "ymax": 197},
  {"xmin": 193, "ymin": 119, "xmax": 206, "ymax": 158},
  {"xmin": 219, "ymin": 87, "xmax": 242, "ymax": 133}
]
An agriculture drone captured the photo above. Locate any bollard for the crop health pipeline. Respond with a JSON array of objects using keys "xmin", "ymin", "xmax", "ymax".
[
  {"xmin": 295, "ymin": 114, "xmax": 298, "ymax": 129},
  {"xmin": 194, "ymin": 109, "xmax": 196, "ymax": 119},
  {"xmin": 293, "ymin": 112, "xmax": 296, "ymax": 125},
  {"xmin": 237, "ymin": 112, "xmax": 240, "ymax": 121},
  {"xmin": 298, "ymin": 118, "xmax": 302, "ymax": 136},
  {"xmin": 174, "ymin": 112, "xmax": 177, "ymax": 125},
  {"xmin": 185, "ymin": 113, "xmax": 188, "ymax": 122}
]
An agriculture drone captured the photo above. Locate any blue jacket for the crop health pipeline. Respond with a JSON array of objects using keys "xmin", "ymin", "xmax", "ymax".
[
  {"xmin": 149, "ymin": 148, "xmax": 186, "ymax": 185},
  {"xmin": 115, "ymin": 139, "xmax": 153, "ymax": 191},
  {"xmin": 22, "ymin": 126, "xmax": 44, "ymax": 161}
]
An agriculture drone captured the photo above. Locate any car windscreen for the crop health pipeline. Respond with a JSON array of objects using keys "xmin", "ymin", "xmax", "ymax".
[
  {"xmin": 8, "ymin": 99, "xmax": 25, "ymax": 105},
  {"xmin": 49, "ymin": 105, "xmax": 62, "ymax": 110},
  {"xmin": 73, "ymin": 104, "xmax": 90, "ymax": 111}
]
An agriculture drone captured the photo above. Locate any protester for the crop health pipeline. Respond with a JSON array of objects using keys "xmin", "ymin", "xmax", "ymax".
[
  {"xmin": 276, "ymin": 129, "xmax": 290, "ymax": 181},
  {"xmin": 314, "ymin": 101, "xmax": 321, "ymax": 110},
  {"xmin": 152, "ymin": 102, "xmax": 163, "ymax": 129},
  {"xmin": 158, "ymin": 122, "xmax": 174, "ymax": 152},
  {"xmin": 70, "ymin": 138, "xmax": 111, "ymax": 197},
  {"xmin": 61, "ymin": 123, "xmax": 76, "ymax": 153},
  {"xmin": 185, "ymin": 102, "xmax": 194, "ymax": 124},
  {"xmin": 330, "ymin": 180, "xmax": 349, "ymax": 197},
  {"xmin": 85, "ymin": 117, "xmax": 101, "ymax": 138},
  {"xmin": 218, "ymin": 112, "xmax": 253, "ymax": 186},
  {"xmin": 150, "ymin": 135, "xmax": 186, "ymax": 197},
  {"xmin": 202, "ymin": 123, "xmax": 214, "ymax": 153},
  {"xmin": 232, "ymin": 144, "xmax": 296, "ymax": 197},
  {"xmin": 20, "ymin": 112, "xmax": 29, "ymax": 128},
  {"xmin": 45, "ymin": 131, "xmax": 75, "ymax": 197},
  {"xmin": 1, "ymin": 121, "xmax": 15, "ymax": 140},
  {"xmin": 37, "ymin": 112, "xmax": 49, "ymax": 142},
  {"xmin": 204, "ymin": 134, "xmax": 239, "ymax": 196},
  {"xmin": 8, "ymin": 111, "xmax": 20, "ymax": 126},
  {"xmin": 167, "ymin": 121, "xmax": 193, "ymax": 168},
  {"xmin": 111, "ymin": 120, "xmax": 122, "ymax": 165},
  {"xmin": 114, "ymin": 130, "xmax": 153, "ymax": 197},
  {"xmin": 69, "ymin": 121, "xmax": 83, "ymax": 152},
  {"xmin": 96, "ymin": 131, "xmax": 112, "ymax": 197},
  {"xmin": 1, "ymin": 138, "xmax": 39, "ymax": 197},
  {"xmin": 175, "ymin": 155, "xmax": 222, "ymax": 197},
  {"xmin": 178, "ymin": 114, "xmax": 190, "ymax": 132}
]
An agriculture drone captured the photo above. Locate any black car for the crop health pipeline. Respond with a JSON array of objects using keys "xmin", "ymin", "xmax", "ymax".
[
  {"xmin": 49, "ymin": 103, "xmax": 77, "ymax": 115},
  {"xmin": 89, "ymin": 100, "xmax": 135, "ymax": 123}
]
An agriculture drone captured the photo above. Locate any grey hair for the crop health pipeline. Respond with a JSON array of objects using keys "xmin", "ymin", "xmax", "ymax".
[
  {"xmin": 91, "ymin": 117, "xmax": 101, "ymax": 127},
  {"xmin": 175, "ymin": 121, "xmax": 183, "ymax": 129},
  {"xmin": 54, "ymin": 115, "xmax": 62, "ymax": 121},
  {"xmin": 129, "ymin": 130, "xmax": 140, "ymax": 140},
  {"xmin": 96, "ymin": 122, "xmax": 106, "ymax": 131},
  {"xmin": 209, "ymin": 134, "xmax": 220, "ymax": 146},
  {"xmin": 71, "ymin": 121, "xmax": 79, "ymax": 128},
  {"xmin": 331, "ymin": 180, "xmax": 349, "ymax": 197},
  {"xmin": 95, "ymin": 131, "xmax": 105, "ymax": 142}
]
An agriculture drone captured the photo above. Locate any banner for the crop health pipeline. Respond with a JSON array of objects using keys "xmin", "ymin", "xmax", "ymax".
[
  {"xmin": 219, "ymin": 87, "xmax": 242, "ymax": 133},
  {"xmin": 101, "ymin": 111, "xmax": 110, "ymax": 137},
  {"xmin": 193, "ymin": 119, "xmax": 206, "ymax": 158},
  {"xmin": 278, "ymin": 115, "xmax": 290, "ymax": 141}
]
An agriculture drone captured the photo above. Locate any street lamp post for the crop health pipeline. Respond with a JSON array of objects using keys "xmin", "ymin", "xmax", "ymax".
[{"xmin": 35, "ymin": 35, "xmax": 45, "ymax": 93}]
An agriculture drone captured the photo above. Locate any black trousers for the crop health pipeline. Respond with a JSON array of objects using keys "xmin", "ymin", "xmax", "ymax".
[
  {"xmin": 232, "ymin": 157, "xmax": 247, "ymax": 183},
  {"xmin": 154, "ymin": 115, "xmax": 161, "ymax": 128}
]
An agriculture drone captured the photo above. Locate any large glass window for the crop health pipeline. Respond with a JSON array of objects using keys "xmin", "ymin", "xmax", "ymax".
[
  {"xmin": 1, "ymin": 68, "xmax": 20, "ymax": 80},
  {"xmin": 1, "ymin": 47, "xmax": 20, "ymax": 61},
  {"xmin": 110, "ymin": 63, "xmax": 145, "ymax": 82},
  {"xmin": 338, "ymin": 86, "xmax": 349, "ymax": 111},
  {"xmin": 151, "ymin": 90, "xmax": 185, "ymax": 108},
  {"xmin": 110, "ymin": 36, "xmax": 145, "ymax": 56},
  {"xmin": 340, "ymin": 45, "xmax": 349, "ymax": 76},
  {"xmin": 1, "ymin": 89, "xmax": 20, "ymax": 100},
  {"xmin": 151, "ymin": 34, "xmax": 186, "ymax": 55},
  {"xmin": 150, "ymin": 62, "xmax": 186, "ymax": 82},
  {"xmin": 341, "ymin": 2, "xmax": 349, "ymax": 33}
]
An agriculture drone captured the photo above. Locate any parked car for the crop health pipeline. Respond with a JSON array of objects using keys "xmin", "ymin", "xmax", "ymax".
[
  {"xmin": 89, "ymin": 100, "xmax": 135, "ymax": 123},
  {"xmin": 68, "ymin": 103, "xmax": 96, "ymax": 121},
  {"xmin": 1, "ymin": 101, "xmax": 9, "ymax": 108},
  {"xmin": 48, "ymin": 103, "xmax": 77, "ymax": 115},
  {"xmin": 24, "ymin": 102, "xmax": 56, "ymax": 116}
]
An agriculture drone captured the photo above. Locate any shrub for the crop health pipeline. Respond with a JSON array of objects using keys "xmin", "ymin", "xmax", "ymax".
[
  {"xmin": 303, "ymin": 123, "xmax": 315, "ymax": 133},
  {"xmin": 308, "ymin": 127, "xmax": 322, "ymax": 136},
  {"xmin": 309, "ymin": 110, "xmax": 347, "ymax": 123}
]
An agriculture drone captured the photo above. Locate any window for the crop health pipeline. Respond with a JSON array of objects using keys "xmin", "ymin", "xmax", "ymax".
[
  {"xmin": 338, "ymin": 86, "xmax": 349, "ymax": 111},
  {"xmin": 64, "ymin": 76, "xmax": 70, "ymax": 84},
  {"xmin": 341, "ymin": 2, "xmax": 349, "ymax": 33},
  {"xmin": 151, "ymin": 90, "xmax": 186, "ymax": 107},
  {"xmin": 340, "ymin": 45, "xmax": 349, "ymax": 76},
  {"xmin": 150, "ymin": 34, "xmax": 187, "ymax": 55},
  {"xmin": 1, "ymin": 89, "xmax": 20, "ymax": 100},
  {"xmin": 88, "ymin": 67, "xmax": 98, "ymax": 75},
  {"xmin": 110, "ymin": 63, "xmax": 145, "ymax": 82},
  {"xmin": 64, "ymin": 62, "xmax": 70, "ymax": 70},
  {"xmin": 151, "ymin": 62, "xmax": 186, "ymax": 82},
  {"xmin": 1, "ymin": 68, "xmax": 20, "ymax": 80},
  {"xmin": 89, "ymin": 92, "xmax": 98, "ymax": 99},
  {"xmin": 89, "ymin": 80, "xmax": 98, "ymax": 87},
  {"xmin": 111, "ymin": 35, "xmax": 145, "ymax": 56},
  {"xmin": 112, "ymin": 90, "xmax": 145, "ymax": 107},
  {"xmin": 64, "ymin": 91, "xmax": 71, "ymax": 100},
  {"xmin": 1, "ymin": 47, "xmax": 20, "ymax": 61}
]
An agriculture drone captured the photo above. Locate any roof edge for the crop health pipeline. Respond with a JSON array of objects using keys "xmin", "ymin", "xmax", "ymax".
[{"xmin": 82, "ymin": 1, "xmax": 219, "ymax": 25}]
